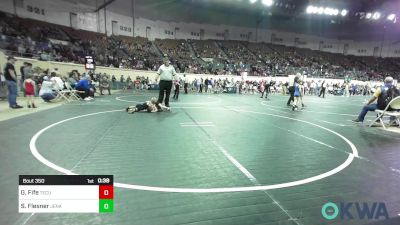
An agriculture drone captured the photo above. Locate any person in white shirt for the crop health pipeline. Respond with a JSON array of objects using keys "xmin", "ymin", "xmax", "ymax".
[
  {"xmin": 155, "ymin": 58, "xmax": 176, "ymax": 107},
  {"xmin": 39, "ymin": 76, "xmax": 56, "ymax": 102},
  {"xmin": 310, "ymin": 81, "xmax": 316, "ymax": 95},
  {"xmin": 50, "ymin": 72, "xmax": 64, "ymax": 91},
  {"xmin": 183, "ymin": 74, "xmax": 189, "ymax": 94},
  {"xmin": 286, "ymin": 74, "xmax": 298, "ymax": 106}
]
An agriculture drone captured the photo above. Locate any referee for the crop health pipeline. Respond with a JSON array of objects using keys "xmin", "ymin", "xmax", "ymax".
[{"xmin": 156, "ymin": 58, "xmax": 176, "ymax": 107}]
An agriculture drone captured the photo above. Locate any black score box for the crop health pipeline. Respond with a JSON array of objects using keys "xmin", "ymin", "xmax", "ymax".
[{"xmin": 19, "ymin": 175, "xmax": 114, "ymax": 213}]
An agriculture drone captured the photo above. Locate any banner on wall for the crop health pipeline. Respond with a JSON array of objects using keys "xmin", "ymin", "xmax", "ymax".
[
  {"xmin": 202, "ymin": 58, "xmax": 214, "ymax": 62},
  {"xmin": 48, "ymin": 39, "xmax": 69, "ymax": 46}
]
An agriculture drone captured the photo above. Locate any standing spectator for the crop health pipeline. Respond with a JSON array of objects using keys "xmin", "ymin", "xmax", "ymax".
[
  {"xmin": 120, "ymin": 75, "xmax": 125, "ymax": 89},
  {"xmin": 183, "ymin": 74, "xmax": 189, "ymax": 94},
  {"xmin": 20, "ymin": 63, "xmax": 28, "ymax": 83},
  {"xmin": 0, "ymin": 72, "xmax": 7, "ymax": 100},
  {"xmin": 259, "ymin": 80, "xmax": 266, "ymax": 98},
  {"xmin": 111, "ymin": 75, "xmax": 116, "ymax": 89},
  {"xmin": 173, "ymin": 78, "xmax": 180, "ymax": 100},
  {"xmin": 20, "ymin": 62, "xmax": 31, "ymax": 94},
  {"xmin": 310, "ymin": 80, "xmax": 316, "ymax": 95},
  {"xmin": 4, "ymin": 56, "xmax": 23, "ymax": 108},
  {"xmin": 155, "ymin": 58, "xmax": 176, "ymax": 107},
  {"xmin": 319, "ymin": 80, "xmax": 327, "ymax": 98},
  {"xmin": 199, "ymin": 78, "xmax": 203, "ymax": 93}
]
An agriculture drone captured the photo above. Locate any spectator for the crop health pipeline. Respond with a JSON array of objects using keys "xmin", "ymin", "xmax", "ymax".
[
  {"xmin": 75, "ymin": 76, "xmax": 94, "ymax": 101},
  {"xmin": 50, "ymin": 72, "xmax": 65, "ymax": 91},
  {"xmin": 353, "ymin": 76, "xmax": 399, "ymax": 123},
  {"xmin": 4, "ymin": 56, "xmax": 23, "ymax": 108},
  {"xmin": 99, "ymin": 74, "xmax": 111, "ymax": 95},
  {"xmin": 39, "ymin": 76, "xmax": 56, "ymax": 102}
]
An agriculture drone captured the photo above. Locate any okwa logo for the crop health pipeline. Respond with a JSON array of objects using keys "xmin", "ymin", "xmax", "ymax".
[{"xmin": 321, "ymin": 202, "xmax": 389, "ymax": 220}]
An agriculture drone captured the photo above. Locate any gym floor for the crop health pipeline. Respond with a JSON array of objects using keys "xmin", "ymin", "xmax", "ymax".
[{"xmin": 1, "ymin": 91, "xmax": 400, "ymax": 225}]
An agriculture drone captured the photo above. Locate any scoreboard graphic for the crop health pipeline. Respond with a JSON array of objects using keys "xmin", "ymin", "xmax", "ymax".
[{"xmin": 19, "ymin": 175, "xmax": 113, "ymax": 213}]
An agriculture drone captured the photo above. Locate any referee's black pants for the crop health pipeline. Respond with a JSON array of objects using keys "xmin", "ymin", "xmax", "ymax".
[
  {"xmin": 184, "ymin": 83, "xmax": 188, "ymax": 94},
  {"xmin": 287, "ymin": 86, "xmax": 294, "ymax": 105},
  {"xmin": 158, "ymin": 80, "xmax": 173, "ymax": 107}
]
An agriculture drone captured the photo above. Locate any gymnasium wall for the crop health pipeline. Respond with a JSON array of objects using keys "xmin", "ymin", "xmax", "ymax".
[{"xmin": 1, "ymin": 0, "xmax": 400, "ymax": 58}]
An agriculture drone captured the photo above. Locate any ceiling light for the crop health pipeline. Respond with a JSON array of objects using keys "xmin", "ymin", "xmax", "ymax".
[
  {"xmin": 306, "ymin": 6, "xmax": 314, "ymax": 14},
  {"xmin": 366, "ymin": 13, "xmax": 372, "ymax": 19},
  {"xmin": 261, "ymin": 0, "xmax": 274, "ymax": 7},
  {"xmin": 249, "ymin": 0, "xmax": 257, "ymax": 4},
  {"xmin": 341, "ymin": 9, "xmax": 348, "ymax": 16},
  {"xmin": 372, "ymin": 12, "xmax": 380, "ymax": 20},
  {"xmin": 317, "ymin": 7, "xmax": 324, "ymax": 14},
  {"xmin": 324, "ymin": 8, "xmax": 332, "ymax": 15},
  {"xmin": 387, "ymin": 14, "xmax": 396, "ymax": 21}
]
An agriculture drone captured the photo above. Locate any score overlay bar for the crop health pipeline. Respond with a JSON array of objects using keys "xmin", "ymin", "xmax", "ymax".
[{"xmin": 19, "ymin": 175, "xmax": 113, "ymax": 213}]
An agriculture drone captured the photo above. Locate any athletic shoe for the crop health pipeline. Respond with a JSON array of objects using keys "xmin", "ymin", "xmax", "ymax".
[
  {"xmin": 166, "ymin": 107, "xmax": 170, "ymax": 111},
  {"xmin": 126, "ymin": 107, "xmax": 130, "ymax": 112},
  {"xmin": 352, "ymin": 119, "xmax": 363, "ymax": 123},
  {"xmin": 11, "ymin": 105, "xmax": 23, "ymax": 109},
  {"xmin": 130, "ymin": 107, "xmax": 137, "ymax": 114}
]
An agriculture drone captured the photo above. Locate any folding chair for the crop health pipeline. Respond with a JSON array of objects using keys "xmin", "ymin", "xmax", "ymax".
[
  {"xmin": 369, "ymin": 96, "xmax": 400, "ymax": 129},
  {"xmin": 54, "ymin": 88, "xmax": 70, "ymax": 102},
  {"xmin": 64, "ymin": 82, "xmax": 84, "ymax": 101}
]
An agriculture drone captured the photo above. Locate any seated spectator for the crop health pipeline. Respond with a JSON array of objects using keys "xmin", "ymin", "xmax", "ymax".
[
  {"xmin": 353, "ymin": 76, "xmax": 399, "ymax": 123},
  {"xmin": 67, "ymin": 75, "xmax": 77, "ymax": 88},
  {"xmin": 50, "ymin": 72, "xmax": 65, "ymax": 91},
  {"xmin": 75, "ymin": 76, "xmax": 94, "ymax": 101},
  {"xmin": 39, "ymin": 76, "xmax": 56, "ymax": 102}
]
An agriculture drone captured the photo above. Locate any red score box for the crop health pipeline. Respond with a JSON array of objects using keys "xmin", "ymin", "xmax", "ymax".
[{"xmin": 99, "ymin": 185, "xmax": 114, "ymax": 199}]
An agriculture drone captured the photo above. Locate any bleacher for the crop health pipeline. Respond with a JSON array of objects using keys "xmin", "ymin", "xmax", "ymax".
[{"xmin": 0, "ymin": 11, "xmax": 398, "ymax": 80}]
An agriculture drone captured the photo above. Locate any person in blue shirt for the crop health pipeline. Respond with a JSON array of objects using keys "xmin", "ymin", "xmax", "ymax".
[
  {"xmin": 292, "ymin": 77, "xmax": 303, "ymax": 111},
  {"xmin": 75, "ymin": 76, "xmax": 94, "ymax": 101}
]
